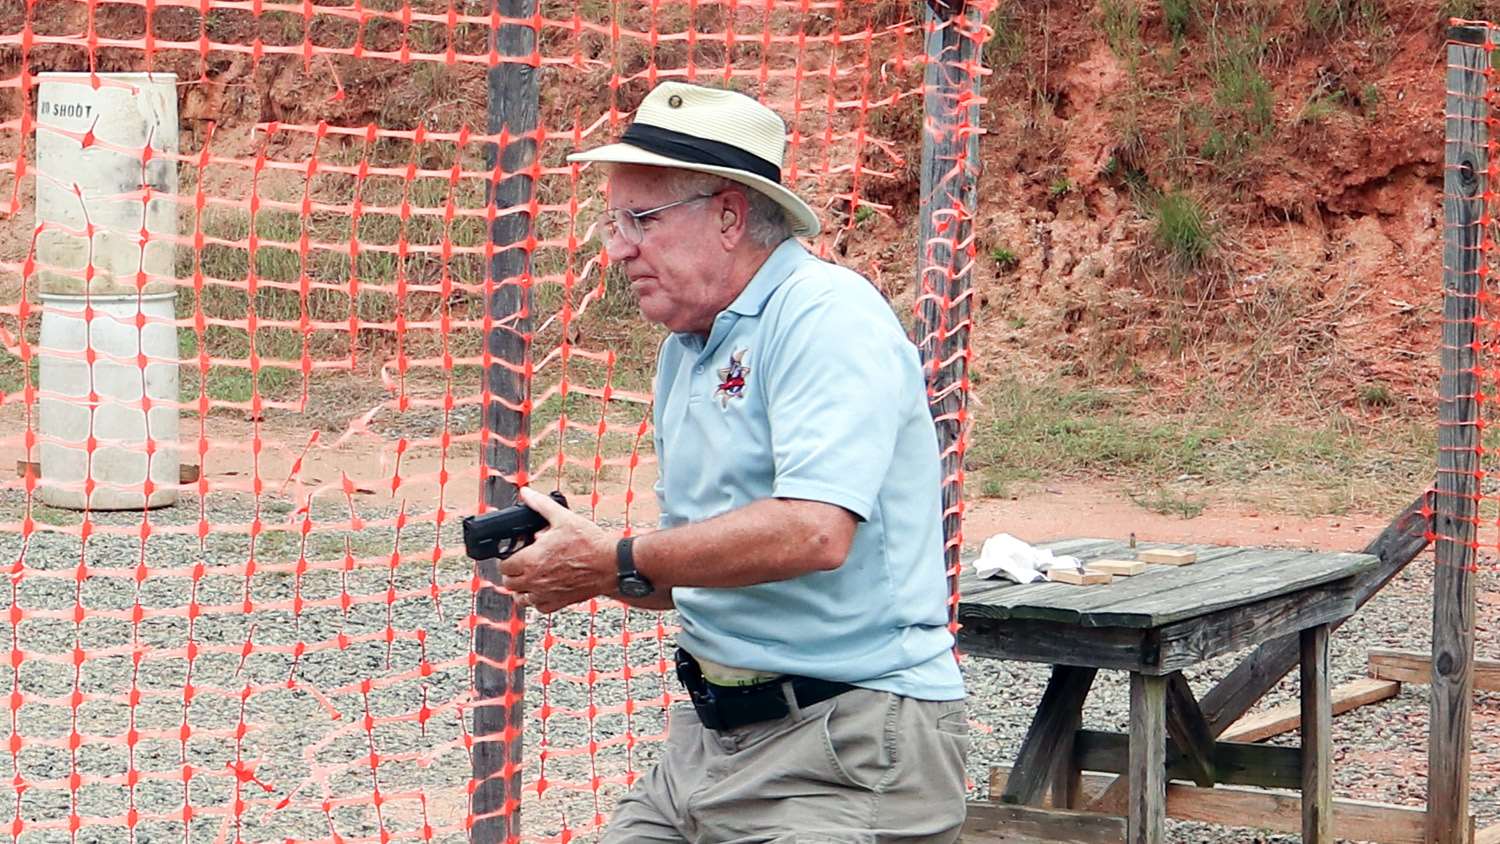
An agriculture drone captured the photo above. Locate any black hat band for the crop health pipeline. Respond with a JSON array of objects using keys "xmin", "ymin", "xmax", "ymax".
[{"xmin": 620, "ymin": 123, "xmax": 781, "ymax": 185}]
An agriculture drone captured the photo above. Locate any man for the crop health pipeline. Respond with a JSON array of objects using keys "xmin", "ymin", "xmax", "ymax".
[{"xmin": 500, "ymin": 81, "xmax": 967, "ymax": 843}]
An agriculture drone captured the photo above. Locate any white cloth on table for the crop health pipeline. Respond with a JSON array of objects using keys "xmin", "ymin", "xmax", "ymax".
[{"xmin": 972, "ymin": 533, "xmax": 1082, "ymax": 583}]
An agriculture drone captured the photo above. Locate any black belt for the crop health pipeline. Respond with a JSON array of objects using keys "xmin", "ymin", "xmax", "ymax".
[{"xmin": 674, "ymin": 648, "xmax": 856, "ymax": 731}]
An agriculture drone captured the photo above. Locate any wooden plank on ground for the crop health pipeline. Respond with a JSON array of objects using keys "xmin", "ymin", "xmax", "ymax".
[
  {"xmin": 991, "ymin": 767, "xmax": 1435, "ymax": 844},
  {"xmin": 962, "ymin": 801, "xmax": 1124, "ymax": 843},
  {"xmin": 1368, "ymin": 648, "xmax": 1500, "ymax": 691},
  {"xmin": 1475, "ymin": 823, "xmax": 1500, "ymax": 844},
  {"xmin": 1221, "ymin": 678, "xmax": 1400, "ymax": 743}
]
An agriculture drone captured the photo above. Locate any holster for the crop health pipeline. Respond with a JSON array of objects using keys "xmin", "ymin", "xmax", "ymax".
[{"xmin": 674, "ymin": 648, "xmax": 856, "ymax": 732}]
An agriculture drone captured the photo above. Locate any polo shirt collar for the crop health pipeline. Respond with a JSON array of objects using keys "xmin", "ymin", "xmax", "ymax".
[{"xmin": 725, "ymin": 238, "xmax": 809, "ymax": 317}]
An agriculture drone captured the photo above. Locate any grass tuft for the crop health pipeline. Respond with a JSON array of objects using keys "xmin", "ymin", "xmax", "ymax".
[{"xmin": 1151, "ymin": 190, "xmax": 1214, "ymax": 270}]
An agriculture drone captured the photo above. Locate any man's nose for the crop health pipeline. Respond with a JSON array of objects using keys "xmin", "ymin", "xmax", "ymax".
[{"xmin": 603, "ymin": 233, "xmax": 638, "ymax": 263}]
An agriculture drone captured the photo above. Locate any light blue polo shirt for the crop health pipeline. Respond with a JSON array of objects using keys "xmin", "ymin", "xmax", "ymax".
[{"xmin": 652, "ymin": 239, "xmax": 964, "ymax": 701}]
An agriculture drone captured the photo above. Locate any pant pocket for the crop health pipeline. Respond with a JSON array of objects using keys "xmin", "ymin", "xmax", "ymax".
[{"xmin": 821, "ymin": 691, "xmax": 898, "ymax": 791}]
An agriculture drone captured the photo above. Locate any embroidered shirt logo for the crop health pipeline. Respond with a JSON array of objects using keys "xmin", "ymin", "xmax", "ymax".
[{"xmin": 714, "ymin": 349, "xmax": 751, "ymax": 408}]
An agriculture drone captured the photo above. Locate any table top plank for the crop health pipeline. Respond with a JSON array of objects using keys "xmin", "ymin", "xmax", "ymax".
[
  {"xmin": 1065, "ymin": 549, "xmax": 1314, "ymax": 627},
  {"xmin": 958, "ymin": 539, "xmax": 1379, "ymax": 629},
  {"xmin": 958, "ymin": 544, "xmax": 1278, "ymax": 624},
  {"xmin": 1034, "ymin": 546, "xmax": 1289, "ymax": 619}
]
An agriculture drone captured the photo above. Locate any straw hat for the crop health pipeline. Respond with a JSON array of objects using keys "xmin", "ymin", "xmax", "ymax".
[{"xmin": 567, "ymin": 82, "xmax": 821, "ymax": 237}]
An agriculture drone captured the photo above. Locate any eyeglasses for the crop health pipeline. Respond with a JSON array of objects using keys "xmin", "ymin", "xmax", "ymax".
[{"xmin": 596, "ymin": 192, "xmax": 719, "ymax": 248}]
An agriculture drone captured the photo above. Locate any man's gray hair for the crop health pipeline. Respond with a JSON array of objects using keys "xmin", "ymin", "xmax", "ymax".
[{"xmin": 659, "ymin": 170, "xmax": 793, "ymax": 248}]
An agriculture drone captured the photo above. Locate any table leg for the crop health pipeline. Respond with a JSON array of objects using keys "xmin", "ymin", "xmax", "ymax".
[
  {"xmin": 1301, "ymin": 623, "xmax": 1332, "ymax": 843},
  {"xmin": 1128, "ymin": 672, "xmax": 1167, "ymax": 844},
  {"xmin": 1048, "ymin": 699, "xmax": 1084, "ymax": 809},
  {"xmin": 1002, "ymin": 665, "xmax": 1096, "ymax": 806}
]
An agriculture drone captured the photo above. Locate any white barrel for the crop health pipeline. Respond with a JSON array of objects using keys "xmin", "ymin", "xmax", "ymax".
[
  {"xmin": 35, "ymin": 72, "xmax": 178, "ymax": 296},
  {"xmin": 38, "ymin": 292, "xmax": 180, "ymax": 510}
]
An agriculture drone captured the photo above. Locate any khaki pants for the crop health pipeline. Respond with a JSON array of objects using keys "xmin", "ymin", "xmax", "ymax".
[{"xmin": 603, "ymin": 687, "xmax": 969, "ymax": 843}]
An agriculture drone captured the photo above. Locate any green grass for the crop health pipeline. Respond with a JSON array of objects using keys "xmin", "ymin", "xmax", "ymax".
[
  {"xmin": 1151, "ymin": 190, "xmax": 1213, "ymax": 270},
  {"xmin": 982, "ymin": 2, "xmax": 1026, "ymax": 69},
  {"xmin": 1201, "ymin": 28, "xmax": 1275, "ymax": 161},
  {"xmin": 1297, "ymin": 90, "xmax": 1344, "ymax": 124},
  {"xmin": 965, "ymin": 379, "xmax": 1431, "ymax": 516},
  {"xmin": 1099, "ymin": 0, "xmax": 1142, "ymax": 60},
  {"xmin": 0, "ymin": 351, "xmax": 33, "ymax": 396},
  {"xmin": 1359, "ymin": 383, "xmax": 1396, "ymax": 410},
  {"xmin": 1162, "ymin": 0, "xmax": 1193, "ymax": 39},
  {"xmin": 989, "ymin": 245, "xmax": 1019, "ymax": 269},
  {"xmin": 1447, "ymin": 0, "xmax": 1484, "ymax": 21},
  {"xmin": 1129, "ymin": 487, "xmax": 1208, "ymax": 519}
]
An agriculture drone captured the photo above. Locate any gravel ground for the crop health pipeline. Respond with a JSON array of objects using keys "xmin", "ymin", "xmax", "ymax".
[{"xmin": 0, "ymin": 489, "xmax": 1495, "ymax": 842}]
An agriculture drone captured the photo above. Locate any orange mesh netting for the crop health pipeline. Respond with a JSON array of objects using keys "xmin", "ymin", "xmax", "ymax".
[
  {"xmin": 0, "ymin": 0, "xmax": 991, "ymax": 840},
  {"xmin": 1437, "ymin": 23, "xmax": 1500, "ymax": 573}
]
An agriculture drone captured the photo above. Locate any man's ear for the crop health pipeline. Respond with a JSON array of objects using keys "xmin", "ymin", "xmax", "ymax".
[{"xmin": 719, "ymin": 189, "xmax": 750, "ymax": 246}]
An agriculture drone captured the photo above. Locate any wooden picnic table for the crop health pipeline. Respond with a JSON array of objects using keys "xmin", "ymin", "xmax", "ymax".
[{"xmin": 957, "ymin": 538, "xmax": 1380, "ymax": 844}]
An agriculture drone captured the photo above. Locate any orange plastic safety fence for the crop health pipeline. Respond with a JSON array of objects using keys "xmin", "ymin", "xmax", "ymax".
[
  {"xmin": 1438, "ymin": 21, "xmax": 1500, "ymax": 575},
  {"xmin": 0, "ymin": 0, "xmax": 993, "ymax": 841}
]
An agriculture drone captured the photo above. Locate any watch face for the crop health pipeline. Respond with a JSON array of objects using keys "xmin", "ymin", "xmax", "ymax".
[{"xmin": 619, "ymin": 576, "xmax": 654, "ymax": 598}]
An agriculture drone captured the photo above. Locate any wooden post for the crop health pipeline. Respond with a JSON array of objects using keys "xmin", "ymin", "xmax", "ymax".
[
  {"xmin": 916, "ymin": 0, "xmax": 982, "ymax": 617},
  {"xmin": 1301, "ymin": 624, "xmax": 1332, "ymax": 843},
  {"xmin": 1430, "ymin": 24, "xmax": 1485, "ymax": 844},
  {"xmin": 1127, "ymin": 673, "xmax": 1167, "ymax": 844},
  {"xmin": 473, "ymin": 2, "xmax": 538, "ymax": 841}
]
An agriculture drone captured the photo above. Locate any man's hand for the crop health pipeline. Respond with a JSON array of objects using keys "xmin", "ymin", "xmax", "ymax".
[{"xmin": 498, "ymin": 486, "xmax": 617, "ymax": 613}]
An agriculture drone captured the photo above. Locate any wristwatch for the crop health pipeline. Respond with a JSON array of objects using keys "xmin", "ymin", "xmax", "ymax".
[{"xmin": 615, "ymin": 536, "xmax": 655, "ymax": 598}]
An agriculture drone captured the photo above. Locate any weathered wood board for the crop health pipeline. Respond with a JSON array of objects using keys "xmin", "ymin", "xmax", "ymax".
[{"xmin": 958, "ymin": 540, "xmax": 1379, "ymax": 629}]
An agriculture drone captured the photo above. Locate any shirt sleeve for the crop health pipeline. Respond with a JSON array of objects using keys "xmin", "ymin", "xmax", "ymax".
[
  {"xmin": 759, "ymin": 276, "xmax": 914, "ymax": 520},
  {"xmin": 651, "ymin": 338, "xmax": 671, "ymax": 529}
]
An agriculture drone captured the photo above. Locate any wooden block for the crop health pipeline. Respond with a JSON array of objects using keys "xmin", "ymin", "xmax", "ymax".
[
  {"xmin": 1048, "ymin": 568, "xmax": 1113, "ymax": 586},
  {"xmin": 1092, "ymin": 559, "xmax": 1148, "ymax": 576},
  {"xmin": 1138, "ymin": 548, "xmax": 1196, "ymax": 566}
]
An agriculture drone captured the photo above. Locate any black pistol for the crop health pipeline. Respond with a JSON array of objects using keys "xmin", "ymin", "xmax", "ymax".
[{"xmin": 461, "ymin": 491, "xmax": 569, "ymax": 560}]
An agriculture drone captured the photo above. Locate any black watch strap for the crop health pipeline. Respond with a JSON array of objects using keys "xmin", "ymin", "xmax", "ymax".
[
  {"xmin": 616, "ymin": 536, "xmax": 638, "ymax": 576},
  {"xmin": 616, "ymin": 536, "xmax": 655, "ymax": 596},
  {"xmin": 618, "ymin": 542, "xmax": 654, "ymax": 593}
]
